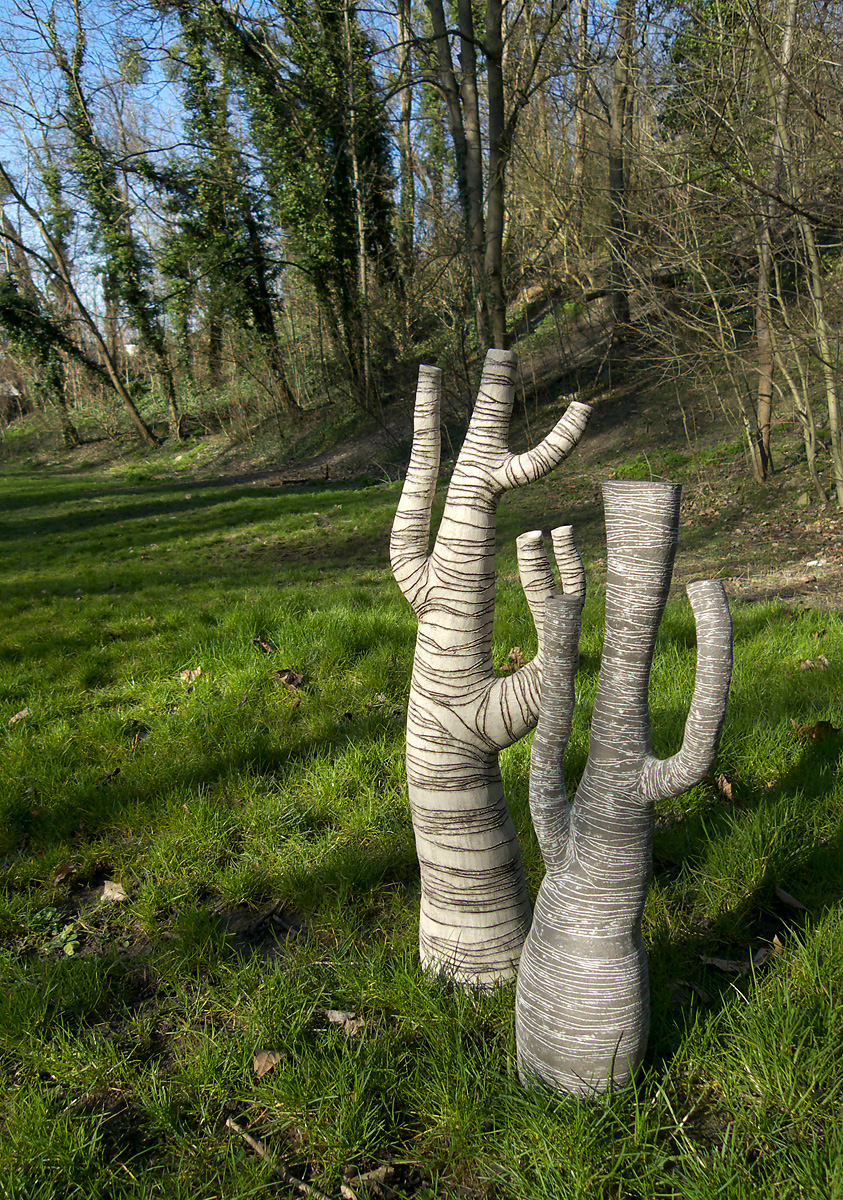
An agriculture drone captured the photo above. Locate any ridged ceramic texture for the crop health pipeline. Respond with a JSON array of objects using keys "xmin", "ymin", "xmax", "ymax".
[
  {"xmin": 390, "ymin": 349, "xmax": 591, "ymax": 986},
  {"xmin": 515, "ymin": 481, "xmax": 732, "ymax": 1093}
]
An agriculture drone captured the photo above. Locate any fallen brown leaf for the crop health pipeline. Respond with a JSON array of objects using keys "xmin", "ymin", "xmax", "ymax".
[
  {"xmin": 252, "ymin": 637, "xmax": 277, "ymax": 655},
  {"xmin": 102, "ymin": 880, "xmax": 128, "ymax": 903},
  {"xmin": 180, "ymin": 667, "xmax": 203, "ymax": 683},
  {"xmin": 253, "ymin": 1049, "xmax": 282, "ymax": 1078},
  {"xmin": 791, "ymin": 718, "xmax": 840, "ymax": 742},
  {"xmin": 274, "ymin": 668, "xmax": 304, "ymax": 689},
  {"xmin": 700, "ymin": 953, "xmax": 747, "ymax": 976},
  {"xmin": 775, "ymin": 886, "xmax": 809, "ymax": 912},
  {"xmin": 52, "ymin": 862, "xmax": 76, "ymax": 887},
  {"xmin": 714, "ymin": 773, "xmax": 733, "ymax": 801},
  {"xmin": 506, "ymin": 646, "xmax": 525, "ymax": 670},
  {"xmin": 8, "ymin": 707, "xmax": 29, "ymax": 727},
  {"xmin": 326, "ymin": 1010, "xmax": 367, "ymax": 1036}
]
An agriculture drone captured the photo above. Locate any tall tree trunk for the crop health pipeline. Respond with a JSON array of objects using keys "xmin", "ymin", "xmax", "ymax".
[
  {"xmin": 608, "ymin": 0, "xmax": 634, "ymax": 330},
  {"xmin": 457, "ymin": 0, "xmax": 489, "ymax": 352},
  {"xmin": 772, "ymin": 319, "xmax": 827, "ymax": 504},
  {"xmin": 516, "ymin": 483, "xmax": 732, "ymax": 1095},
  {"xmin": 757, "ymin": 0, "xmax": 843, "ymax": 506},
  {"xmin": 572, "ymin": 0, "xmax": 589, "ymax": 238},
  {"xmin": 752, "ymin": 0, "xmax": 799, "ymax": 478},
  {"xmin": 396, "ymin": 0, "xmax": 415, "ymax": 277},
  {"xmin": 46, "ymin": 353, "xmax": 81, "ymax": 448},
  {"xmin": 344, "ymin": 0, "xmax": 371, "ymax": 404},
  {"xmin": 391, "ymin": 349, "xmax": 591, "ymax": 985},
  {"xmin": 426, "ymin": 0, "xmax": 489, "ymax": 353},
  {"xmin": 241, "ymin": 206, "xmax": 300, "ymax": 417},
  {"xmin": 485, "ymin": 0, "xmax": 507, "ymax": 349},
  {"xmin": 207, "ymin": 310, "xmax": 223, "ymax": 388}
]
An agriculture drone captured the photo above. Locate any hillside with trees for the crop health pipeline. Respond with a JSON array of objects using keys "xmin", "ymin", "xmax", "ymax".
[{"xmin": 1, "ymin": 0, "xmax": 842, "ymax": 501}]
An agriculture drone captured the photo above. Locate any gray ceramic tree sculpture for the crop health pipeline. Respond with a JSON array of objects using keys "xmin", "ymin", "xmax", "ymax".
[
  {"xmin": 391, "ymin": 349, "xmax": 591, "ymax": 987},
  {"xmin": 515, "ymin": 481, "xmax": 732, "ymax": 1094}
]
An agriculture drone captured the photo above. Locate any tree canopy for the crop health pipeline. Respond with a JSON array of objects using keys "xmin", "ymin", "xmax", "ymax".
[{"xmin": 0, "ymin": 0, "xmax": 840, "ymax": 498}]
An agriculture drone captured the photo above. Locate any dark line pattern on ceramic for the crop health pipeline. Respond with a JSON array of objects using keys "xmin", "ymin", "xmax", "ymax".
[
  {"xmin": 515, "ymin": 481, "xmax": 732, "ymax": 1093},
  {"xmin": 391, "ymin": 349, "xmax": 591, "ymax": 986}
]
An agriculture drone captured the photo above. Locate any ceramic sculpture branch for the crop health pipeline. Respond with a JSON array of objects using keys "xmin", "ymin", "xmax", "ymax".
[
  {"xmin": 515, "ymin": 481, "xmax": 732, "ymax": 1095},
  {"xmin": 391, "ymin": 349, "xmax": 591, "ymax": 986}
]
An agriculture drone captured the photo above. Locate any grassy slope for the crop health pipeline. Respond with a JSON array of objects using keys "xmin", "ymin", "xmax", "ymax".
[{"xmin": 1, "ymin": 373, "xmax": 842, "ymax": 1199}]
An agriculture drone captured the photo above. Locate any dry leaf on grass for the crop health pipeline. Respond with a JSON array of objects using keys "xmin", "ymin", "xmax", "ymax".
[
  {"xmin": 326, "ymin": 1010, "xmax": 367, "ymax": 1036},
  {"xmin": 791, "ymin": 718, "xmax": 840, "ymax": 742},
  {"xmin": 52, "ymin": 862, "xmax": 76, "ymax": 887},
  {"xmin": 180, "ymin": 667, "xmax": 202, "ymax": 683},
  {"xmin": 505, "ymin": 647, "xmax": 525, "ymax": 671},
  {"xmin": 700, "ymin": 953, "xmax": 748, "ymax": 976},
  {"xmin": 714, "ymin": 773, "xmax": 734, "ymax": 801},
  {"xmin": 253, "ymin": 1050, "xmax": 282, "ymax": 1078},
  {"xmin": 702, "ymin": 938, "xmax": 785, "ymax": 976},
  {"xmin": 274, "ymin": 668, "xmax": 304, "ymax": 689},
  {"xmin": 8, "ymin": 707, "xmax": 29, "ymax": 726},
  {"xmin": 775, "ymin": 886, "xmax": 809, "ymax": 912},
  {"xmin": 252, "ymin": 637, "xmax": 277, "ymax": 655},
  {"xmin": 751, "ymin": 937, "xmax": 786, "ymax": 967},
  {"xmin": 799, "ymin": 656, "xmax": 829, "ymax": 671},
  {"xmin": 102, "ymin": 880, "xmax": 128, "ymax": 903}
]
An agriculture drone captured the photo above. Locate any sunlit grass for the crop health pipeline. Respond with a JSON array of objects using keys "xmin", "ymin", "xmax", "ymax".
[{"xmin": 1, "ymin": 463, "xmax": 841, "ymax": 1198}]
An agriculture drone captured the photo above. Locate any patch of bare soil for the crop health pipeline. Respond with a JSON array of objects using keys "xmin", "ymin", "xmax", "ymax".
[
  {"xmin": 207, "ymin": 411, "xmax": 412, "ymax": 487},
  {"xmin": 664, "ymin": 492, "xmax": 843, "ymax": 610},
  {"xmin": 215, "ymin": 902, "xmax": 307, "ymax": 960}
]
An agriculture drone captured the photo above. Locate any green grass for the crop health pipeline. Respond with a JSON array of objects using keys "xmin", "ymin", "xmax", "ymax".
[{"xmin": 1, "ymin": 463, "xmax": 842, "ymax": 1199}]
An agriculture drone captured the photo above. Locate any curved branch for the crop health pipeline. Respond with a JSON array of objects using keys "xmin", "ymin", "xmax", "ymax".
[
  {"xmin": 551, "ymin": 525, "xmax": 586, "ymax": 597},
  {"xmin": 495, "ymin": 401, "xmax": 591, "ymax": 491},
  {"xmin": 515, "ymin": 529, "xmax": 556, "ymax": 649},
  {"xmin": 483, "ymin": 527, "xmax": 586, "ymax": 751},
  {"xmin": 640, "ymin": 581, "xmax": 732, "ymax": 802},
  {"xmin": 481, "ymin": 659, "xmax": 542, "ymax": 750},
  {"xmin": 390, "ymin": 364, "xmax": 441, "ymax": 610},
  {"xmin": 529, "ymin": 594, "xmax": 583, "ymax": 871}
]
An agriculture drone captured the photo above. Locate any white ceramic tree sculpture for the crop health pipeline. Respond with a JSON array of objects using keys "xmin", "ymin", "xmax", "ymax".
[
  {"xmin": 391, "ymin": 349, "xmax": 591, "ymax": 986},
  {"xmin": 515, "ymin": 481, "xmax": 732, "ymax": 1095}
]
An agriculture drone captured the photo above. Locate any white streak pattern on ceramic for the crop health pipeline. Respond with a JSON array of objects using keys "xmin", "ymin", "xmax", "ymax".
[{"xmin": 515, "ymin": 482, "xmax": 732, "ymax": 1093}]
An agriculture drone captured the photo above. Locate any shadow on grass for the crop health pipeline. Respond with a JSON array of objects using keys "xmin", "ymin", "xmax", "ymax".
[
  {"xmin": 0, "ymin": 482, "xmax": 397, "ymax": 549},
  {"xmin": 646, "ymin": 724, "xmax": 843, "ymax": 1067},
  {"xmin": 2, "ymin": 701, "xmax": 409, "ymax": 860},
  {"xmin": 0, "ymin": 477, "xmax": 400, "ymax": 619}
]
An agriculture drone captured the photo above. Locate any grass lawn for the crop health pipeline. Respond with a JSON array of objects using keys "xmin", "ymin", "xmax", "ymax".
[{"xmin": 1, "ymin": 458, "xmax": 841, "ymax": 1199}]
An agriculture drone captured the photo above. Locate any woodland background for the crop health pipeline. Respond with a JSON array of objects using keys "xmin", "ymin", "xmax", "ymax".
[
  {"xmin": 1, "ymin": 0, "xmax": 842, "ymax": 505},
  {"xmin": 2, "ymin": 4, "xmax": 843, "ymax": 1194}
]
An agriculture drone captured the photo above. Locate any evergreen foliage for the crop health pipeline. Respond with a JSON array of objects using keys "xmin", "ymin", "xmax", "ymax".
[
  {"xmin": 46, "ymin": 8, "xmax": 180, "ymax": 436},
  {"xmin": 194, "ymin": 0, "xmax": 396, "ymax": 405}
]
